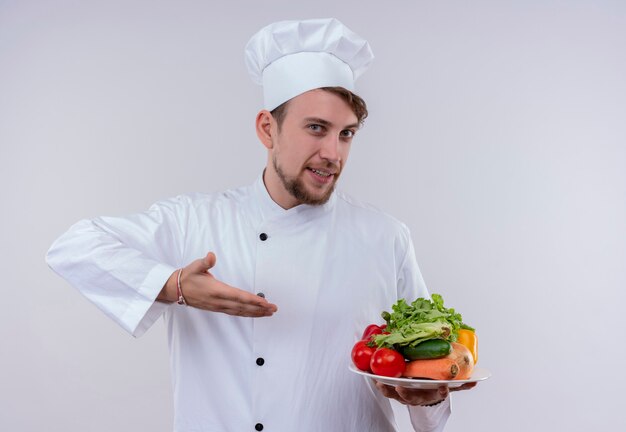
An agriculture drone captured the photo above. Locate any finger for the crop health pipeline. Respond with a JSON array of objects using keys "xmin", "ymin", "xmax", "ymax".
[
  {"xmin": 374, "ymin": 381, "xmax": 405, "ymax": 403},
  {"xmin": 220, "ymin": 300, "xmax": 277, "ymax": 316},
  {"xmin": 374, "ymin": 380, "xmax": 398, "ymax": 399},
  {"xmin": 212, "ymin": 281, "xmax": 278, "ymax": 311},
  {"xmin": 185, "ymin": 252, "xmax": 217, "ymax": 274},
  {"xmin": 221, "ymin": 303, "xmax": 276, "ymax": 317},
  {"xmin": 395, "ymin": 386, "xmax": 442, "ymax": 405},
  {"xmin": 219, "ymin": 296, "xmax": 277, "ymax": 313},
  {"xmin": 450, "ymin": 382, "xmax": 477, "ymax": 392},
  {"xmin": 201, "ymin": 251, "xmax": 216, "ymax": 270},
  {"xmin": 200, "ymin": 281, "xmax": 278, "ymax": 316},
  {"xmin": 438, "ymin": 385, "xmax": 450, "ymax": 399},
  {"xmin": 192, "ymin": 293, "xmax": 277, "ymax": 316}
]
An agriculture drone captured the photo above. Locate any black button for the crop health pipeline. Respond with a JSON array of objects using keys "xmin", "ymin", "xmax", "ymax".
[
  {"xmin": 255, "ymin": 423, "xmax": 264, "ymax": 431},
  {"xmin": 256, "ymin": 357, "xmax": 265, "ymax": 366},
  {"xmin": 259, "ymin": 233, "xmax": 268, "ymax": 241},
  {"xmin": 256, "ymin": 292, "xmax": 265, "ymax": 298}
]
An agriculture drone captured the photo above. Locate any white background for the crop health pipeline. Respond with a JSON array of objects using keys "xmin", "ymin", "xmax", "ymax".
[{"xmin": 1, "ymin": 1, "xmax": 625, "ymax": 431}]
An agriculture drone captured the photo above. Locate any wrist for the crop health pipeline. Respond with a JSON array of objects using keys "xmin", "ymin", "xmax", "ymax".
[
  {"xmin": 175, "ymin": 268, "xmax": 187, "ymax": 305},
  {"xmin": 157, "ymin": 270, "xmax": 179, "ymax": 303},
  {"xmin": 420, "ymin": 398, "xmax": 445, "ymax": 407}
]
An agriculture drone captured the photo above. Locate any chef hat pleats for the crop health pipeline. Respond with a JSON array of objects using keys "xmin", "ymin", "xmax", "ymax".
[{"xmin": 245, "ymin": 18, "xmax": 374, "ymax": 110}]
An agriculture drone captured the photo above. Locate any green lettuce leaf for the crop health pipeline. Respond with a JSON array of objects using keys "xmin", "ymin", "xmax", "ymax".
[{"xmin": 374, "ymin": 293, "xmax": 472, "ymax": 349}]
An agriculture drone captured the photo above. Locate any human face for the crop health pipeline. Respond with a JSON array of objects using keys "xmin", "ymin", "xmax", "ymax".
[{"xmin": 262, "ymin": 89, "xmax": 360, "ymax": 209}]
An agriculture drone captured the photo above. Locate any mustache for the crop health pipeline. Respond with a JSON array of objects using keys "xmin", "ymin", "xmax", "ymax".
[{"xmin": 310, "ymin": 161, "xmax": 341, "ymax": 174}]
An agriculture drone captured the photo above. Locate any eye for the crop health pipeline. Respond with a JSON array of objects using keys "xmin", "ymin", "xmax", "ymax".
[
  {"xmin": 308, "ymin": 124, "xmax": 324, "ymax": 133},
  {"xmin": 340, "ymin": 129, "xmax": 355, "ymax": 138}
]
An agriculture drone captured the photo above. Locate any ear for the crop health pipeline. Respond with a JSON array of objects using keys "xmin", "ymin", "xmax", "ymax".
[{"xmin": 255, "ymin": 110, "xmax": 275, "ymax": 150}]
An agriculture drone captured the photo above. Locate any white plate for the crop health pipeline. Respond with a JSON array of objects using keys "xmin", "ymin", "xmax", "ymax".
[{"xmin": 349, "ymin": 364, "xmax": 491, "ymax": 389}]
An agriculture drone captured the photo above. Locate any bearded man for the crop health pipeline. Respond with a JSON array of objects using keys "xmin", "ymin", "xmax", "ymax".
[{"xmin": 47, "ymin": 18, "xmax": 467, "ymax": 432}]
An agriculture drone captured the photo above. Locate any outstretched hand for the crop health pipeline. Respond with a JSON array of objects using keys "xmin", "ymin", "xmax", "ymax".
[
  {"xmin": 158, "ymin": 252, "xmax": 278, "ymax": 317},
  {"xmin": 374, "ymin": 381, "xmax": 476, "ymax": 406}
]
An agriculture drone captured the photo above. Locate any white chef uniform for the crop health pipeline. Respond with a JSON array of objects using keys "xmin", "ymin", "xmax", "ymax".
[{"xmin": 46, "ymin": 175, "xmax": 450, "ymax": 431}]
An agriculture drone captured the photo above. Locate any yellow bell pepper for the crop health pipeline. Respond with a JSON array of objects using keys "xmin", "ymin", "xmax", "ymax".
[{"xmin": 457, "ymin": 329, "xmax": 478, "ymax": 364}]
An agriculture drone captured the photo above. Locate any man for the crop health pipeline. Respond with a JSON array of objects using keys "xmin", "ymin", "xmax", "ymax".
[{"xmin": 47, "ymin": 18, "xmax": 466, "ymax": 431}]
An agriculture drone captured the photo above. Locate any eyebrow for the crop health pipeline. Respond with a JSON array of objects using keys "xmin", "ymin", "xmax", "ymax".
[{"xmin": 304, "ymin": 117, "xmax": 361, "ymax": 130}]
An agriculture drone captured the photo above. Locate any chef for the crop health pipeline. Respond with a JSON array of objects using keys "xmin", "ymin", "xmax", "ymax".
[{"xmin": 47, "ymin": 18, "xmax": 462, "ymax": 432}]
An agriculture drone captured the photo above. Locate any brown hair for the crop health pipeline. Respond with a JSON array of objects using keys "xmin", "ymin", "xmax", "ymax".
[{"xmin": 270, "ymin": 87, "xmax": 368, "ymax": 130}]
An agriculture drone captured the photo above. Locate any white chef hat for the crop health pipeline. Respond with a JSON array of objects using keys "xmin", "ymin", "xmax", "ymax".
[{"xmin": 245, "ymin": 18, "xmax": 374, "ymax": 110}]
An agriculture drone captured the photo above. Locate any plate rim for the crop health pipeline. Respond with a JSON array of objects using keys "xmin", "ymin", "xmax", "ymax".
[{"xmin": 348, "ymin": 364, "xmax": 491, "ymax": 386}]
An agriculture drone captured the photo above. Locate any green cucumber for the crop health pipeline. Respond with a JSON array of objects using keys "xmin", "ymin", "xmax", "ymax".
[{"xmin": 400, "ymin": 339, "xmax": 452, "ymax": 360}]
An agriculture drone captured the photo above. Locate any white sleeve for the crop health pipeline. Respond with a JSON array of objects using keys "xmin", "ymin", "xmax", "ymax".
[
  {"xmin": 407, "ymin": 399, "xmax": 451, "ymax": 432},
  {"xmin": 45, "ymin": 196, "xmax": 188, "ymax": 337},
  {"xmin": 396, "ymin": 226, "xmax": 429, "ymax": 302},
  {"xmin": 397, "ymin": 228, "xmax": 451, "ymax": 431}
]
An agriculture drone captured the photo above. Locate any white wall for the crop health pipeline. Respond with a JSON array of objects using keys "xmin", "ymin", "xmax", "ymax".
[{"xmin": 1, "ymin": 1, "xmax": 624, "ymax": 431}]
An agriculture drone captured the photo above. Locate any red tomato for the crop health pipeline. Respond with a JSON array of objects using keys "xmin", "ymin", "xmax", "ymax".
[
  {"xmin": 351, "ymin": 340, "xmax": 375, "ymax": 372},
  {"xmin": 361, "ymin": 324, "xmax": 384, "ymax": 341},
  {"xmin": 370, "ymin": 348, "xmax": 406, "ymax": 377}
]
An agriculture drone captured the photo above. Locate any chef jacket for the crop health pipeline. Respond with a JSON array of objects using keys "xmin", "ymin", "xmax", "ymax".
[{"xmin": 46, "ymin": 175, "xmax": 451, "ymax": 432}]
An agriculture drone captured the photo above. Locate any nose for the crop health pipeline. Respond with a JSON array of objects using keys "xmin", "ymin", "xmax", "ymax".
[{"xmin": 319, "ymin": 135, "xmax": 341, "ymax": 164}]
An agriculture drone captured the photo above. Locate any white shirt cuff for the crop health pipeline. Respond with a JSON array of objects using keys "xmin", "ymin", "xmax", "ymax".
[
  {"xmin": 408, "ymin": 397, "xmax": 451, "ymax": 432},
  {"xmin": 120, "ymin": 262, "xmax": 176, "ymax": 337}
]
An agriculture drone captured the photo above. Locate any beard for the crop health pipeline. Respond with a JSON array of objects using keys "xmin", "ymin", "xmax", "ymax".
[{"xmin": 272, "ymin": 154, "xmax": 338, "ymax": 206}]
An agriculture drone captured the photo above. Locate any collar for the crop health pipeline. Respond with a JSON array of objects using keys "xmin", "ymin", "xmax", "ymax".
[{"xmin": 247, "ymin": 172, "xmax": 337, "ymax": 228}]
